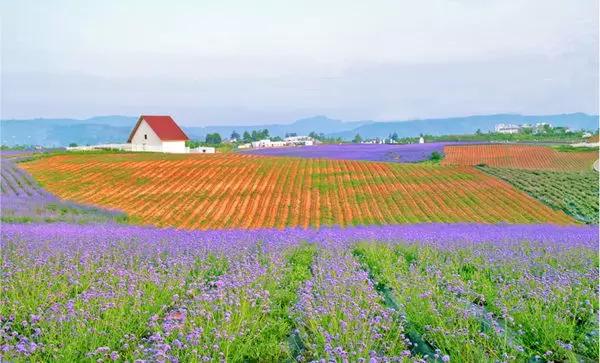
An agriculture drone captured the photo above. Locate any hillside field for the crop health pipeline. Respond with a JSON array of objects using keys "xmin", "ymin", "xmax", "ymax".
[
  {"xmin": 20, "ymin": 152, "xmax": 576, "ymax": 229},
  {"xmin": 480, "ymin": 166, "xmax": 599, "ymax": 224},
  {"xmin": 442, "ymin": 144, "xmax": 598, "ymax": 171}
]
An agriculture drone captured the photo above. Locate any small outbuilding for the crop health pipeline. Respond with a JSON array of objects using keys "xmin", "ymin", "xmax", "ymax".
[{"xmin": 128, "ymin": 115, "xmax": 189, "ymax": 153}]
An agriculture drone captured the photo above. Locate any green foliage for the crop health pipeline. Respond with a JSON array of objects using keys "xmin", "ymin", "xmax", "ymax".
[
  {"xmin": 205, "ymin": 133, "xmax": 222, "ymax": 144},
  {"xmin": 308, "ymin": 131, "xmax": 343, "ymax": 144},
  {"xmin": 238, "ymin": 129, "xmax": 271, "ymax": 143},
  {"xmin": 185, "ymin": 140, "xmax": 201, "ymax": 148},
  {"xmin": 553, "ymin": 145, "xmax": 600, "ymax": 153},
  {"xmin": 352, "ymin": 134, "xmax": 362, "ymax": 143},
  {"xmin": 424, "ymin": 131, "xmax": 588, "ymax": 143},
  {"xmin": 242, "ymin": 131, "xmax": 252, "ymax": 143},
  {"xmin": 352, "ymin": 241, "xmax": 599, "ymax": 362},
  {"xmin": 429, "ymin": 151, "xmax": 443, "ymax": 162},
  {"xmin": 242, "ymin": 243, "xmax": 317, "ymax": 360},
  {"xmin": 480, "ymin": 166, "xmax": 599, "ymax": 224}
]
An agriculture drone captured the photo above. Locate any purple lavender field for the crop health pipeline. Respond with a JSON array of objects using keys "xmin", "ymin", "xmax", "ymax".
[
  {"xmin": 1, "ymin": 222, "xmax": 598, "ymax": 362},
  {"xmin": 1, "ymin": 153, "xmax": 126, "ymax": 224},
  {"xmin": 242, "ymin": 143, "xmax": 459, "ymax": 163}
]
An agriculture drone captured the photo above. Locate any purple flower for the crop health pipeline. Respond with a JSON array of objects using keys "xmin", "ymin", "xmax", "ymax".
[{"xmin": 242, "ymin": 143, "xmax": 475, "ymax": 163}]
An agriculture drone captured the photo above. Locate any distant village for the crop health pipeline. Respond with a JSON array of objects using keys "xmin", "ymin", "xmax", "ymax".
[{"xmin": 494, "ymin": 122, "xmax": 593, "ymax": 137}]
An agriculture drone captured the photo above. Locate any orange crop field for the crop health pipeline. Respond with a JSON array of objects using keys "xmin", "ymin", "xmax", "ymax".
[
  {"xmin": 442, "ymin": 144, "xmax": 598, "ymax": 171},
  {"xmin": 21, "ymin": 153, "xmax": 576, "ymax": 229}
]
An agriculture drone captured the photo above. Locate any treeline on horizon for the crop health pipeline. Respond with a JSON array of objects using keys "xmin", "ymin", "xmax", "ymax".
[
  {"xmin": 185, "ymin": 125, "xmax": 598, "ymax": 148},
  {"xmin": 2, "ymin": 126, "xmax": 598, "ymax": 151}
]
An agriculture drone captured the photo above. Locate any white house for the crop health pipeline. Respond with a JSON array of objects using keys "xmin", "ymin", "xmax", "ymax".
[
  {"xmin": 127, "ymin": 115, "xmax": 189, "ymax": 153},
  {"xmin": 251, "ymin": 139, "xmax": 272, "ymax": 148},
  {"xmin": 284, "ymin": 135, "xmax": 315, "ymax": 146}
]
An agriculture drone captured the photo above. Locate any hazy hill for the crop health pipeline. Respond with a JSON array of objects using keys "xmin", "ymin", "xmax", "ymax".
[
  {"xmin": 329, "ymin": 113, "xmax": 599, "ymax": 139},
  {"xmin": 0, "ymin": 115, "xmax": 369, "ymax": 146},
  {"xmin": 1, "ymin": 116, "xmax": 137, "ymax": 147},
  {"xmin": 1, "ymin": 113, "xmax": 597, "ymax": 147}
]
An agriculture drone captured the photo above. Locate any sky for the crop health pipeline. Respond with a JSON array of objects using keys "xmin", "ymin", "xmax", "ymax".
[{"xmin": 1, "ymin": 0, "xmax": 598, "ymax": 126}]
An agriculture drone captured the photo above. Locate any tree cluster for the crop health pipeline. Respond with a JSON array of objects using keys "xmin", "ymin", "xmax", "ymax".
[{"xmin": 242, "ymin": 129, "xmax": 270, "ymax": 143}]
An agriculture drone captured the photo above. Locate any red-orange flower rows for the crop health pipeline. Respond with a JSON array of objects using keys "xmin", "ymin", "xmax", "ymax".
[
  {"xmin": 442, "ymin": 144, "xmax": 597, "ymax": 171},
  {"xmin": 22, "ymin": 153, "xmax": 576, "ymax": 229}
]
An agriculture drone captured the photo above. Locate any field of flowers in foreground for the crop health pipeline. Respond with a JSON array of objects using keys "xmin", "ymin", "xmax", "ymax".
[{"xmin": 2, "ymin": 223, "xmax": 598, "ymax": 362}]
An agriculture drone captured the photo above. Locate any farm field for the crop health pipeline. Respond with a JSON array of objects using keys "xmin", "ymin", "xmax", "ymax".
[
  {"xmin": 442, "ymin": 144, "xmax": 598, "ymax": 171},
  {"xmin": 242, "ymin": 143, "xmax": 463, "ymax": 163},
  {"xmin": 480, "ymin": 166, "xmax": 599, "ymax": 224},
  {"xmin": 20, "ymin": 153, "xmax": 577, "ymax": 229},
  {"xmin": 0, "ymin": 153, "xmax": 126, "ymax": 224},
  {"xmin": 2, "ymin": 222, "xmax": 597, "ymax": 362}
]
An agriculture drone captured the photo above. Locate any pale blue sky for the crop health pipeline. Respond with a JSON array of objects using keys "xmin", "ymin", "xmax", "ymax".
[{"xmin": 1, "ymin": 0, "xmax": 598, "ymax": 125}]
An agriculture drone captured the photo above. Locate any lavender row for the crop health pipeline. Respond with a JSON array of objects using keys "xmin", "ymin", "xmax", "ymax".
[
  {"xmin": 0, "ymin": 156, "xmax": 125, "ymax": 223},
  {"xmin": 241, "ymin": 143, "xmax": 451, "ymax": 163},
  {"xmin": 2, "ymin": 222, "xmax": 595, "ymax": 251}
]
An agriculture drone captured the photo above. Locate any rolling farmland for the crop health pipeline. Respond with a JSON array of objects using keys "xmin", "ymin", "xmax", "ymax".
[
  {"xmin": 442, "ymin": 144, "xmax": 598, "ymax": 171},
  {"xmin": 20, "ymin": 153, "xmax": 576, "ymax": 229}
]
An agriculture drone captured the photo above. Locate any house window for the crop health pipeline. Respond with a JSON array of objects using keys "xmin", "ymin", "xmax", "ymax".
[{"xmin": 144, "ymin": 134, "xmax": 147, "ymax": 140}]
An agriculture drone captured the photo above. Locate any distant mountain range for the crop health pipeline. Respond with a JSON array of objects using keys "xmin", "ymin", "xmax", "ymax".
[{"xmin": 1, "ymin": 113, "xmax": 597, "ymax": 147}]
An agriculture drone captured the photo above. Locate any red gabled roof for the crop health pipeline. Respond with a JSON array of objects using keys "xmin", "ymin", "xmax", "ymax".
[{"xmin": 127, "ymin": 115, "xmax": 189, "ymax": 142}]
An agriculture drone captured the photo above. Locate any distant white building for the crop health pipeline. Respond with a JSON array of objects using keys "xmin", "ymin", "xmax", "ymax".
[
  {"xmin": 494, "ymin": 123, "xmax": 521, "ymax": 134},
  {"xmin": 419, "ymin": 136, "xmax": 425, "ymax": 144},
  {"xmin": 284, "ymin": 135, "xmax": 315, "ymax": 146},
  {"xmin": 251, "ymin": 139, "xmax": 272, "ymax": 148},
  {"xmin": 128, "ymin": 115, "xmax": 189, "ymax": 153},
  {"xmin": 250, "ymin": 139, "xmax": 287, "ymax": 148}
]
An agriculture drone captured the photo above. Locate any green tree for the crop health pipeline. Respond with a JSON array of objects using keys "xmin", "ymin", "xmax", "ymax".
[
  {"xmin": 205, "ymin": 133, "xmax": 222, "ymax": 144},
  {"xmin": 68, "ymin": 143, "xmax": 78, "ymax": 147},
  {"xmin": 230, "ymin": 131, "xmax": 240, "ymax": 140},
  {"xmin": 353, "ymin": 134, "xmax": 363, "ymax": 143},
  {"xmin": 243, "ymin": 131, "xmax": 252, "ymax": 143},
  {"xmin": 430, "ymin": 151, "xmax": 442, "ymax": 162},
  {"xmin": 186, "ymin": 140, "xmax": 201, "ymax": 148}
]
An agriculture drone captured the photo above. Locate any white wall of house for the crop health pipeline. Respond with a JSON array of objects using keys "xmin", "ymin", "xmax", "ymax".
[
  {"xmin": 162, "ymin": 141, "xmax": 187, "ymax": 153},
  {"xmin": 193, "ymin": 146, "xmax": 216, "ymax": 153},
  {"xmin": 130, "ymin": 120, "xmax": 162, "ymax": 147}
]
